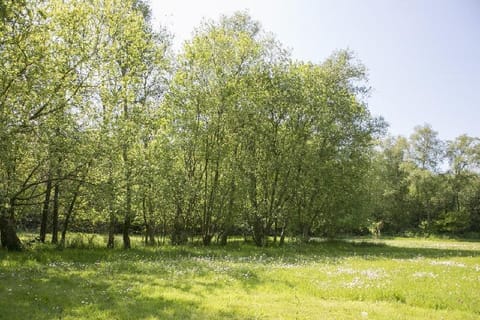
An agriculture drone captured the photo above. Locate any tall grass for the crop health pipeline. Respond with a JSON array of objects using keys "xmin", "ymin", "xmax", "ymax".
[{"xmin": 0, "ymin": 236, "xmax": 479, "ymax": 319}]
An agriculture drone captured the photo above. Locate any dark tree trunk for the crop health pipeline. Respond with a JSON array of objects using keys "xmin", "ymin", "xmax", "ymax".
[
  {"xmin": 40, "ymin": 179, "xmax": 52, "ymax": 243},
  {"xmin": 171, "ymin": 207, "xmax": 187, "ymax": 245},
  {"xmin": 51, "ymin": 182, "xmax": 60, "ymax": 244},
  {"xmin": 122, "ymin": 153, "xmax": 132, "ymax": 249},
  {"xmin": 219, "ymin": 229, "xmax": 229, "ymax": 246},
  {"xmin": 143, "ymin": 219, "xmax": 156, "ymax": 246},
  {"xmin": 301, "ymin": 224, "xmax": 311, "ymax": 243},
  {"xmin": 142, "ymin": 196, "xmax": 156, "ymax": 246},
  {"xmin": 0, "ymin": 205, "xmax": 22, "ymax": 251},
  {"xmin": 273, "ymin": 218, "xmax": 278, "ymax": 243},
  {"xmin": 147, "ymin": 223, "xmax": 155, "ymax": 246},
  {"xmin": 121, "ymin": 89, "xmax": 132, "ymax": 250},
  {"xmin": 123, "ymin": 214, "xmax": 131, "ymax": 249},
  {"xmin": 220, "ymin": 170, "xmax": 236, "ymax": 247},
  {"xmin": 202, "ymin": 234, "xmax": 213, "ymax": 246},
  {"xmin": 106, "ymin": 171, "xmax": 115, "ymax": 249},
  {"xmin": 122, "ymin": 178, "xmax": 132, "ymax": 248},
  {"xmin": 279, "ymin": 221, "xmax": 287, "ymax": 246},
  {"xmin": 60, "ymin": 182, "xmax": 81, "ymax": 247},
  {"xmin": 107, "ymin": 212, "xmax": 115, "ymax": 249},
  {"xmin": 252, "ymin": 217, "xmax": 265, "ymax": 247},
  {"xmin": 279, "ymin": 232, "xmax": 286, "ymax": 246}
]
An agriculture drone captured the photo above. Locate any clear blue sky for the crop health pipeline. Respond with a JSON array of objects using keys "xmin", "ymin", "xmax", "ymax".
[{"xmin": 149, "ymin": 0, "xmax": 480, "ymax": 141}]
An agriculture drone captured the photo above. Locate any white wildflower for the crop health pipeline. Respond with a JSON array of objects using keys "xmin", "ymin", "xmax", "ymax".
[
  {"xmin": 430, "ymin": 260, "xmax": 465, "ymax": 268},
  {"xmin": 413, "ymin": 271, "xmax": 437, "ymax": 278}
]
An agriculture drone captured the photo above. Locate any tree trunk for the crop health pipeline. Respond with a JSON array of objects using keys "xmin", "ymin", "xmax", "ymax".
[
  {"xmin": 220, "ymin": 146, "xmax": 237, "ymax": 247},
  {"xmin": 279, "ymin": 221, "xmax": 287, "ymax": 246},
  {"xmin": 107, "ymin": 211, "xmax": 115, "ymax": 249},
  {"xmin": 122, "ymin": 146, "xmax": 132, "ymax": 249},
  {"xmin": 202, "ymin": 147, "xmax": 211, "ymax": 246},
  {"xmin": 301, "ymin": 224, "xmax": 310, "ymax": 243},
  {"xmin": 40, "ymin": 178, "xmax": 52, "ymax": 243},
  {"xmin": 51, "ymin": 182, "xmax": 60, "ymax": 244},
  {"xmin": 273, "ymin": 218, "xmax": 278, "ymax": 243},
  {"xmin": 60, "ymin": 182, "xmax": 81, "ymax": 247},
  {"xmin": 147, "ymin": 223, "xmax": 155, "ymax": 246},
  {"xmin": 252, "ymin": 216, "xmax": 265, "ymax": 247},
  {"xmin": 202, "ymin": 233, "xmax": 213, "ymax": 246},
  {"xmin": 219, "ymin": 233, "xmax": 228, "ymax": 246},
  {"xmin": 0, "ymin": 205, "xmax": 22, "ymax": 251},
  {"xmin": 143, "ymin": 219, "xmax": 156, "ymax": 246},
  {"xmin": 122, "ymin": 85, "xmax": 132, "ymax": 250},
  {"xmin": 279, "ymin": 230, "xmax": 286, "ymax": 246},
  {"xmin": 171, "ymin": 206, "xmax": 187, "ymax": 245},
  {"xmin": 142, "ymin": 196, "xmax": 156, "ymax": 246},
  {"xmin": 123, "ymin": 214, "xmax": 131, "ymax": 249}
]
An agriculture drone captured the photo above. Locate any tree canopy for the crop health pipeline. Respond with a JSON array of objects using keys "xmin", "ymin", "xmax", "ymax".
[{"xmin": 1, "ymin": 3, "xmax": 479, "ymax": 251}]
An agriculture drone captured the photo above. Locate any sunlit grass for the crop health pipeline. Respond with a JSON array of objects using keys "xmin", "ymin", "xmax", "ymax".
[{"xmin": 1, "ymin": 236, "xmax": 479, "ymax": 319}]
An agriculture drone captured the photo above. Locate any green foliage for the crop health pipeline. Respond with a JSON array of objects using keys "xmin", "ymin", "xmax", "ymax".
[
  {"xmin": 372, "ymin": 129, "xmax": 480, "ymax": 236},
  {"xmin": 1, "ymin": 0, "xmax": 479, "ymax": 250},
  {"xmin": 435, "ymin": 210, "xmax": 471, "ymax": 233}
]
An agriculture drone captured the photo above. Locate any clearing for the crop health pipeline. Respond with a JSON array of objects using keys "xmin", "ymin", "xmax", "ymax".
[{"xmin": 0, "ymin": 236, "xmax": 479, "ymax": 319}]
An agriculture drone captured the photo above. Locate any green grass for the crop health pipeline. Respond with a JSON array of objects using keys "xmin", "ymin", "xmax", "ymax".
[{"xmin": 1, "ymin": 235, "xmax": 479, "ymax": 319}]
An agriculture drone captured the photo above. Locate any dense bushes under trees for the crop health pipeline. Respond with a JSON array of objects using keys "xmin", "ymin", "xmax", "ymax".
[
  {"xmin": 370, "ymin": 126, "xmax": 480, "ymax": 236},
  {"xmin": 1, "ymin": 1, "xmax": 479, "ymax": 251}
]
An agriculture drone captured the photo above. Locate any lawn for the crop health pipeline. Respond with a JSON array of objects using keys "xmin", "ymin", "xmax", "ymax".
[{"xmin": 0, "ymin": 236, "xmax": 479, "ymax": 319}]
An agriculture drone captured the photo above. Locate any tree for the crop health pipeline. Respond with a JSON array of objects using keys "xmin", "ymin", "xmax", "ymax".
[
  {"xmin": 166, "ymin": 12, "xmax": 285, "ymax": 245},
  {"xmin": 0, "ymin": 0, "xmax": 170, "ymax": 250},
  {"xmin": 409, "ymin": 124, "xmax": 444, "ymax": 172},
  {"xmin": 370, "ymin": 136, "xmax": 412, "ymax": 233},
  {"xmin": 437, "ymin": 135, "xmax": 480, "ymax": 233},
  {"xmin": 286, "ymin": 52, "xmax": 383, "ymax": 241},
  {"xmin": 87, "ymin": 0, "xmax": 170, "ymax": 249}
]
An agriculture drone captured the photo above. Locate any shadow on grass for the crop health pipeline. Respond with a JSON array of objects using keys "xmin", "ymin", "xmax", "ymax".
[
  {"xmin": 0, "ymin": 264, "xmax": 242, "ymax": 320},
  {"xmin": 1, "ymin": 238, "xmax": 479, "ymax": 319},
  {"xmin": 1, "ymin": 238, "xmax": 479, "ymax": 264}
]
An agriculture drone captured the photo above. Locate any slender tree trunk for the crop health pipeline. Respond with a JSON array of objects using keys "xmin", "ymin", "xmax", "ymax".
[
  {"xmin": 106, "ymin": 169, "xmax": 115, "ymax": 249},
  {"xmin": 122, "ymin": 131, "xmax": 132, "ymax": 249},
  {"xmin": 220, "ymin": 146, "xmax": 238, "ymax": 246},
  {"xmin": 161, "ymin": 213, "xmax": 166, "ymax": 245},
  {"xmin": 147, "ymin": 198, "xmax": 156, "ymax": 246},
  {"xmin": 123, "ymin": 183, "xmax": 132, "ymax": 249},
  {"xmin": 143, "ymin": 196, "xmax": 148, "ymax": 246},
  {"xmin": 121, "ymin": 74, "xmax": 132, "ymax": 250},
  {"xmin": 60, "ymin": 182, "xmax": 81, "ymax": 247},
  {"xmin": 107, "ymin": 211, "xmax": 115, "ymax": 249},
  {"xmin": 40, "ymin": 178, "xmax": 52, "ymax": 243},
  {"xmin": 202, "ymin": 144, "xmax": 210, "ymax": 246},
  {"xmin": 273, "ymin": 218, "xmax": 278, "ymax": 243},
  {"xmin": 147, "ymin": 222, "xmax": 155, "ymax": 246},
  {"xmin": 51, "ymin": 181, "xmax": 60, "ymax": 244},
  {"xmin": 121, "ymin": 144, "xmax": 132, "ymax": 249},
  {"xmin": 142, "ymin": 196, "xmax": 156, "ymax": 246},
  {"xmin": 279, "ymin": 223, "xmax": 286, "ymax": 246},
  {"xmin": 219, "ymin": 230, "xmax": 228, "ymax": 246}
]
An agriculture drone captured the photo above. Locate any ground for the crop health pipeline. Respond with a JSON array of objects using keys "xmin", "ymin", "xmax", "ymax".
[{"xmin": 0, "ymin": 235, "xmax": 479, "ymax": 319}]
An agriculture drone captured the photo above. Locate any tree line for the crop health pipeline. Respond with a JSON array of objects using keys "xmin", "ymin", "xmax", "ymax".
[
  {"xmin": 1, "ymin": 0, "xmax": 478, "ymax": 251},
  {"xmin": 372, "ymin": 125, "xmax": 480, "ymax": 236}
]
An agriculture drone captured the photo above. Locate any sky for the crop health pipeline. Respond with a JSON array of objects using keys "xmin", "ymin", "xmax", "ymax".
[{"xmin": 149, "ymin": 0, "xmax": 480, "ymax": 141}]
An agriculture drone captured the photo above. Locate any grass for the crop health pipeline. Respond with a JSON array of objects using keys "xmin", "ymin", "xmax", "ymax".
[{"xmin": 1, "ymin": 235, "xmax": 479, "ymax": 319}]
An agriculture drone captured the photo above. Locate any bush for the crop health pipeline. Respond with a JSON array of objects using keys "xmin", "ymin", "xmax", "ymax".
[{"xmin": 435, "ymin": 210, "xmax": 471, "ymax": 234}]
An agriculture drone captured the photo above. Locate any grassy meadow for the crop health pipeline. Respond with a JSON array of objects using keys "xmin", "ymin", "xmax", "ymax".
[{"xmin": 0, "ymin": 235, "xmax": 479, "ymax": 319}]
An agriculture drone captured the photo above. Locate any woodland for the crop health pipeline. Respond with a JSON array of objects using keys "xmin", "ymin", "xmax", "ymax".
[{"xmin": 1, "ymin": 0, "xmax": 480, "ymax": 251}]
